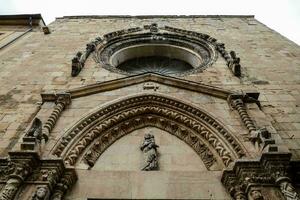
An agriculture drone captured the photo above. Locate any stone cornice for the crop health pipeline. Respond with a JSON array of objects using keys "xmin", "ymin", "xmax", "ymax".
[
  {"xmin": 41, "ymin": 72, "xmax": 237, "ymax": 102},
  {"xmin": 58, "ymin": 15, "xmax": 255, "ymax": 19}
]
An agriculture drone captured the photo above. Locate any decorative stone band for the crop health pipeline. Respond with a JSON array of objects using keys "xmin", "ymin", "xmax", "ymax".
[
  {"xmin": 68, "ymin": 23, "xmax": 243, "ymax": 77},
  {"xmin": 83, "ymin": 114, "xmax": 217, "ymax": 170},
  {"xmin": 71, "ymin": 37, "xmax": 102, "ymax": 77},
  {"xmin": 42, "ymin": 93, "xmax": 71, "ymax": 142},
  {"xmin": 161, "ymin": 25, "xmax": 241, "ymax": 77},
  {"xmin": 52, "ymin": 94, "xmax": 245, "ymax": 168},
  {"xmin": 221, "ymin": 152, "xmax": 300, "ymax": 200}
]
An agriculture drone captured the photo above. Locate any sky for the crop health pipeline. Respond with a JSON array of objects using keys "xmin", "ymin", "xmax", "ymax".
[{"xmin": 0, "ymin": 0, "xmax": 300, "ymax": 45}]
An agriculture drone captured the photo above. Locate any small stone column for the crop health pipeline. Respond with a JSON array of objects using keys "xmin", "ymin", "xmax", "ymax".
[
  {"xmin": 230, "ymin": 97, "xmax": 256, "ymax": 133},
  {"xmin": 276, "ymin": 177, "xmax": 300, "ymax": 200},
  {"xmin": 42, "ymin": 93, "xmax": 71, "ymax": 141}
]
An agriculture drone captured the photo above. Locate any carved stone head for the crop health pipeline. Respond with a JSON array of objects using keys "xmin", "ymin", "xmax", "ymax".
[
  {"xmin": 249, "ymin": 188, "xmax": 264, "ymax": 200},
  {"xmin": 33, "ymin": 186, "xmax": 48, "ymax": 200}
]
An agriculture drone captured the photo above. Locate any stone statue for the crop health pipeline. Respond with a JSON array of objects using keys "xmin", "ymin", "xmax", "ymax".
[
  {"xmin": 140, "ymin": 134, "xmax": 159, "ymax": 171},
  {"xmin": 32, "ymin": 186, "xmax": 48, "ymax": 200},
  {"xmin": 71, "ymin": 52, "xmax": 83, "ymax": 77},
  {"xmin": 26, "ymin": 118, "xmax": 43, "ymax": 141}
]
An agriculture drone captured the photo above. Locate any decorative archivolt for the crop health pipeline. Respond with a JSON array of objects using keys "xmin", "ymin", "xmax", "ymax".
[
  {"xmin": 71, "ymin": 23, "xmax": 242, "ymax": 77},
  {"xmin": 83, "ymin": 114, "xmax": 220, "ymax": 170},
  {"xmin": 52, "ymin": 94, "xmax": 246, "ymax": 169}
]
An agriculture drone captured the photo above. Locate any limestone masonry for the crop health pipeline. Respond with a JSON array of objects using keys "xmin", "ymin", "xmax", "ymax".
[{"xmin": 0, "ymin": 14, "xmax": 299, "ymax": 200}]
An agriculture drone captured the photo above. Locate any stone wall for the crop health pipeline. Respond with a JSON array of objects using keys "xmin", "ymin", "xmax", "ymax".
[{"xmin": 0, "ymin": 15, "xmax": 299, "ymax": 200}]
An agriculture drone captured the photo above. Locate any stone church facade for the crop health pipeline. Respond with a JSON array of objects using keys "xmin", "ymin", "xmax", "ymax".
[{"xmin": 0, "ymin": 14, "xmax": 300, "ymax": 200}]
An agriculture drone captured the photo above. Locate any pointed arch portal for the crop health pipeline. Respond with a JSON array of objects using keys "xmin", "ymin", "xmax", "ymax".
[{"xmin": 52, "ymin": 94, "xmax": 246, "ymax": 170}]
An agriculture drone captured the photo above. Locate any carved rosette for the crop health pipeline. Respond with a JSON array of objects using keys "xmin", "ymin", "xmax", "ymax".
[{"xmin": 52, "ymin": 94, "xmax": 245, "ymax": 169}]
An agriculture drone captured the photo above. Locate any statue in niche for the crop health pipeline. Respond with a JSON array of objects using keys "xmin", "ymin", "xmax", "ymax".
[
  {"xmin": 140, "ymin": 134, "xmax": 159, "ymax": 171},
  {"xmin": 32, "ymin": 186, "xmax": 48, "ymax": 200}
]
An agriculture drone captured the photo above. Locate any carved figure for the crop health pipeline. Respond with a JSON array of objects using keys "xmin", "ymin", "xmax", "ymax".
[
  {"xmin": 32, "ymin": 186, "xmax": 48, "ymax": 200},
  {"xmin": 140, "ymin": 134, "xmax": 159, "ymax": 171},
  {"xmin": 71, "ymin": 52, "xmax": 83, "ymax": 77},
  {"xmin": 228, "ymin": 51, "xmax": 241, "ymax": 77},
  {"xmin": 279, "ymin": 181, "xmax": 300, "ymax": 200},
  {"xmin": 249, "ymin": 188, "xmax": 264, "ymax": 200},
  {"xmin": 26, "ymin": 118, "xmax": 43, "ymax": 141}
]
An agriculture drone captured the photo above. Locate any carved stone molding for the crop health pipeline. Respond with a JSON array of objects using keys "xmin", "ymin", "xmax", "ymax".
[
  {"xmin": 82, "ymin": 114, "xmax": 218, "ymax": 170},
  {"xmin": 71, "ymin": 37, "xmax": 102, "ymax": 77},
  {"xmin": 52, "ymin": 94, "xmax": 246, "ymax": 168},
  {"xmin": 66, "ymin": 24, "xmax": 243, "ymax": 77},
  {"xmin": 221, "ymin": 152, "xmax": 300, "ymax": 200},
  {"xmin": 41, "ymin": 72, "xmax": 234, "ymax": 101},
  {"xmin": 94, "ymin": 24, "xmax": 218, "ymax": 76},
  {"xmin": 228, "ymin": 94, "xmax": 275, "ymax": 152}
]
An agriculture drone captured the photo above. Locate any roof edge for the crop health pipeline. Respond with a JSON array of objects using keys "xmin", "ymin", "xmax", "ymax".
[
  {"xmin": 58, "ymin": 15, "xmax": 255, "ymax": 20},
  {"xmin": 0, "ymin": 14, "xmax": 46, "ymax": 26}
]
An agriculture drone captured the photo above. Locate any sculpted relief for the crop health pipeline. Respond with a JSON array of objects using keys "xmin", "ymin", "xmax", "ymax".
[{"xmin": 140, "ymin": 134, "xmax": 159, "ymax": 171}]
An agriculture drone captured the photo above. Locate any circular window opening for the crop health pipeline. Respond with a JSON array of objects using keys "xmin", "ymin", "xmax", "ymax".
[
  {"xmin": 112, "ymin": 44, "xmax": 199, "ymax": 75},
  {"xmin": 96, "ymin": 33, "xmax": 217, "ymax": 76}
]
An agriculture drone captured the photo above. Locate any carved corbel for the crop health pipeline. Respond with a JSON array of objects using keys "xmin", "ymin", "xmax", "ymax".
[
  {"xmin": 71, "ymin": 37, "xmax": 102, "ymax": 77},
  {"xmin": 42, "ymin": 93, "xmax": 71, "ymax": 142}
]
